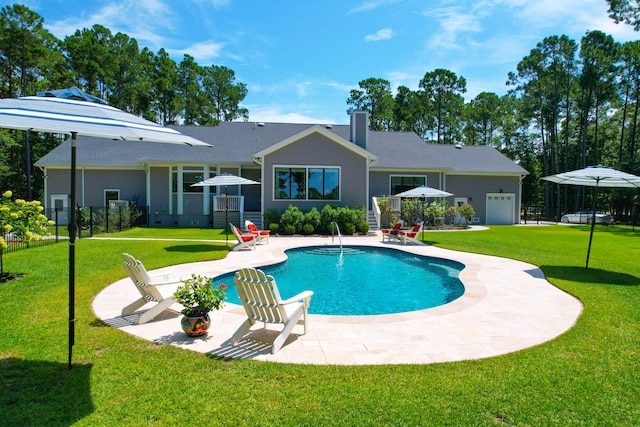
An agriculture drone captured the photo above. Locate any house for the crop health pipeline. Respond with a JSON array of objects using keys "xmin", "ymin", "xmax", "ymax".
[{"xmin": 35, "ymin": 111, "xmax": 528, "ymax": 228}]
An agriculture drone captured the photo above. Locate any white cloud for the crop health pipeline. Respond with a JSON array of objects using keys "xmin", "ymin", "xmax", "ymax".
[
  {"xmin": 191, "ymin": 0, "xmax": 231, "ymax": 8},
  {"xmin": 347, "ymin": 0, "xmax": 404, "ymax": 14},
  {"xmin": 365, "ymin": 28, "xmax": 394, "ymax": 42},
  {"xmin": 245, "ymin": 105, "xmax": 340, "ymax": 124},
  {"xmin": 44, "ymin": 0, "xmax": 177, "ymax": 49},
  {"xmin": 422, "ymin": 6, "xmax": 484, "ymax": 49},
  {"xmin": 171, "ymin": 40, "xmax": 226, "ymax": 64}
]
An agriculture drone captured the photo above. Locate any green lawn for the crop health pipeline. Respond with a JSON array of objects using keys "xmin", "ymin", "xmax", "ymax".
[{"xmin": 1, "ymin": 225, "xmax": 638, "ymax": 426}]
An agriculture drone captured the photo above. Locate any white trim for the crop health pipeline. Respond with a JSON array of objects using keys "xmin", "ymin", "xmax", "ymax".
[
  {"xmin": 104, "ymin": 189, "xmax": 120, "ymax": 206},
  {"xmin": 177, "ymin": 166, "xmax": 183, "ymax": 215}
]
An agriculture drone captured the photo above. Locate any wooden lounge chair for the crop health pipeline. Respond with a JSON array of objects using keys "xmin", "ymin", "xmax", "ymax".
[
  {"xmin": 121, "ymin": 253, "xmax": 181, "ymax": 324},
  {"xmin": 232, "ymin": 267, "xmax": 314, "ymax": 354},
  {"xmin": 381, "ymin": 219, "xmax": 404, "ymax": 242},
  {"xmin": 398, "ymin": 221, "xmax": 425, "ymax": 245},
  {"xmin": 230, "ymin": 223, "xmax": 257, "ymax": 251},
  {"xmin": 244, "ymin": 219, "xmax": 270, "ymax": 244}
]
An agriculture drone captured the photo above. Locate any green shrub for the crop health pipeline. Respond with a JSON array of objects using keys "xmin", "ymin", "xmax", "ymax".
[
  {"xmin": 302, "ymin": 223, "xmax": 314, "ymax": 235},
  {"xmin": 304, "ymin": 207, "xmax": 321, "ymax": 230},
  {"xmin": 264, "ymin": 209, "xmax": 280, "ymax": 227},
  {"xmin": 401, "ymin": 199, "xmax": 423, "ymax": 226},
  {"xmin": 320, "ymin": 204, "xmax": 338, "ymax": 232},
  {"xmin": 343, "ymin": 222, "xmax": 356, "ymax": 235},
  {"xmin": 280, "ymin": 205, "xmax": 304, "ymax": 233},
  {"xmin": 456, "ymin": 203, "xmax": 475, "ymax": 224},
  {"xmin": 377, "ymin": 197, "xmax": 394, "ymax": 228},
  {"xmin": 358, "ymin": 221, "xmax": 370, "ymax": 234},
  {"xmin": 283, "ymin": 224, "xmax": 296, "ymax": 235},
  {"xmin": 269, "ymin": 223, "xmax": 279, "ymax": 234}
]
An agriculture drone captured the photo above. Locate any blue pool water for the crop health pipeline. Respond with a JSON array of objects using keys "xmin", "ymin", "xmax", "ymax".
[{"xmin": 213, "ymin": 246, "xmax": 465, "ymax": 316}]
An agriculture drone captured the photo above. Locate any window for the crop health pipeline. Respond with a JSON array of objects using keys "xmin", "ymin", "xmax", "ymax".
[
  {"xmin": 183, "ymin": 170, "xmax": 204, "ymax": 193},
  {"xmin": 390, "ymin": 176, "xmax": 425, "ymax": 195},
  {"xmin": 275, "ymin": 167, "xmax": 340, "ymax": 200},
  {"xmin": 104, "ymin": 189, "xmax": 120, "ymax": 206},
  {"xmin": 308, "ymin": 168, "xmax": 339, "ymax": 200},
  {"xmin": 172, "ymin": 168, "xmax": 204, "ymax": 193}
]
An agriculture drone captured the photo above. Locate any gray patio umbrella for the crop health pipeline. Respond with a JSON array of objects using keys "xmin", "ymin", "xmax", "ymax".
[
  {"xmin": 394, "ymin": 185, "xmax": 453, "ymax": 199},
  {"xmin": 393, "ymin": 185, "xmax": 453, "ymax": 241},
  {"xmin": 191, "ymin": 173, "xmax": 260, "ymax": 244},
  {"xmin": 0, "ymin": 93, "xmax": 211, "ymax": 369},
  {"xmin": 542, "ymin": 165, "xmax": 640, "ymax": 268}
]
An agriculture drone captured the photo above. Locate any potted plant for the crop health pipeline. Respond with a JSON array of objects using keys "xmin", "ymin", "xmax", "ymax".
[{"xmin": 174, "ymin": 274, "xmax": 227, "ymax": 336}]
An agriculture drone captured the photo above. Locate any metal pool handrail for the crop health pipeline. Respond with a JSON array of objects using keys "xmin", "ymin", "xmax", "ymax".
[{"xmin": 330, "ymin": 221, "xmax": 343, "ymax": 254}]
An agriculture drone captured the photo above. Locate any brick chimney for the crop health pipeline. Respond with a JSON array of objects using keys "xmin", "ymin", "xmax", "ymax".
[{"xmin": 350, "ymin": 110, "xmax": 369, "ymax": 150}]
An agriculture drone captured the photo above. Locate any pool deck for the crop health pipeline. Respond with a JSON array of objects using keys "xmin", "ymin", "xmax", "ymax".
[{"xmin": 92, "ymin": 231, "xmax": 583, "ymax": 365}]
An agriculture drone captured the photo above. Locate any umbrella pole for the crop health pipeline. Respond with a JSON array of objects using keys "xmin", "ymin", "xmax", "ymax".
[
  {"xmin": 585, "ymin": 184, "xmax": 599, "ymax": 269},
  {"xmin": 225, "ymin": 189, "xmax": 228, "ymax": 245},
  {"xmin": 68, "ymin": 132, "xmax": 77, "ymax": 369}
]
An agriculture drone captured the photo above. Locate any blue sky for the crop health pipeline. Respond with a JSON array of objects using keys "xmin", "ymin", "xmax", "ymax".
[{"xmin": 10, "ymin": 0, "xmax": 639, "ymax": 124}]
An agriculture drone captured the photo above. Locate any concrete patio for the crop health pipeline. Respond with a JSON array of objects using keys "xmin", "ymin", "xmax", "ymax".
[{"xmin": 92, "ymin": 232, "xmax": 583, "ymax": 365}]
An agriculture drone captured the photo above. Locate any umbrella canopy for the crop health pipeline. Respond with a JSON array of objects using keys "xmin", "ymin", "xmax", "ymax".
[
  {"xmin": 0, "ymin": 96, "xmax": 208, "ymax": 145},
  {"xmin": 192, "ymin": 173, "xmax": 260, "ymax": 244},
  {"xmin": 393, "ymin": 186, "xmax": 453, "ymax": 241},
  {"xmin": 192, "ymin": 174, "xmax": 260, "ymax": 187},
  {"xmin": 0, "ymin": 93, "xmax": 210, "ymax": 369},
  {"xmin": 542, "ymin": 166, "xmax": 640, "ymax": 188},
  {"xmin": 394, "ymin": 185, "xmax": 453, "ymax": 198},
  {"xmin": 542, "ymin": 165, "xmax": 640, "ymax": 268}
]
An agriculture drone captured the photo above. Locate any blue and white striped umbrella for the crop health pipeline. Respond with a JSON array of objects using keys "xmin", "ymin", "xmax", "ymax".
[
  {"xmin": 0, "ymin": 94, "xmax": 210, "ymax": 369},
  {"xmin": 0, "ymin": 96, "xmax": 209, "ymax": 145}
]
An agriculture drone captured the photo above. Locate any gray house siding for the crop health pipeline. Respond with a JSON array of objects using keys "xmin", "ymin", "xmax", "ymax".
[
  {"xmin": 83, "ymin": 170, "xmax": 146, "ymax": 206},
  {"xmin": 446, "ymin": 175, "xmax": 521, "ymax": 224},
  {"xmin": 45, "ymin": 168, "xmax": 78, "ymax": 199},
  {"xmin": 45, "ymin": 168, "xmax": 145, "ymax": 207},
  {"xmin": 261, "ymin": 133, "xmax": 369, "ymax": 214}
]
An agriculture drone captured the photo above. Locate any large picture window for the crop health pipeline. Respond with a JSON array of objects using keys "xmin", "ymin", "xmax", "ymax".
[
  {"xmin": 390, "ymin": 176, "xmax": 425, "ymax": 195},
  {"xmin": 275, "ymin": 166, "xmax": 340, "ymax": 200}
]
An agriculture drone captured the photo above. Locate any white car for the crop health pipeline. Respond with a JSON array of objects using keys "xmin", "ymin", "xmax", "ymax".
[{"xmin": 560, "ymin": 211, "xmax": 613, "ymax": 225}]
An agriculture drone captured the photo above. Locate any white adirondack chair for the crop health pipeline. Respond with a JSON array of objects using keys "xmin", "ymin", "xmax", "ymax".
[
  {"xmin": 232, "ymin": 267, "xmax": 314, "ymax": 354},
  {"xmin": 121, "ymin": 253, "xmax": 181, "ymax": 324},
  {"xmin": 230, "ymin": 223, "xmax": 258, "ymax": 251}
]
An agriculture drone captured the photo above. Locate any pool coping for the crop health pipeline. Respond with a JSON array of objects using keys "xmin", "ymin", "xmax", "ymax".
[{"xmin": 92, "ymin": 233, "xmax": 583, "ymax": 365}]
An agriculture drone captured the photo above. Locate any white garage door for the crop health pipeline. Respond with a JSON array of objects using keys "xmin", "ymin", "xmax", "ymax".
[{"xmin": 486, "ymin": 193, "xmax": 515, "ymax": 225}]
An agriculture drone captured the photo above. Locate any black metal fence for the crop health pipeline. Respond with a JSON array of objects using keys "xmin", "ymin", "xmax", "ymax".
[
  {"xmin": 1, "ymin": 232, "xmax": 59, "ymax": 254},
  {"xmin": 43, "ymin": 205, "xmax": 149, "ymax": 239}
]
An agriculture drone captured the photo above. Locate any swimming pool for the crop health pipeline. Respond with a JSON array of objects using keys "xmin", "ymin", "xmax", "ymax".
[{"xmin": 213, "ymin": 246, "xmax": 465, "ymax": 316}]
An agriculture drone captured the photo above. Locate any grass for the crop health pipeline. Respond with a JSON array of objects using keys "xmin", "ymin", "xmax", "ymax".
[{"xmin": 1, "ymin": 225, "xmax": 639, "ymax": 426}]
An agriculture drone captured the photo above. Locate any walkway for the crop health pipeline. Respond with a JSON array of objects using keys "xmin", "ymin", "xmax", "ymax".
[{"xmin": 92, "ymin": 233, "xmax": 582, "ymax": 365}]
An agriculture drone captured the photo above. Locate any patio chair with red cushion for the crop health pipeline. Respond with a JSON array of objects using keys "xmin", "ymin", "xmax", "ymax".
[
  {"xmin": 398, "ymin": 221, "xmax": 425, "ymax": 245},
  {"xmin": 381, "ymin": 219, "xmax": 404, "ymax": 242},
  {"xmin": 244, "ymin": 220, "xmax": 270, "ymax": 244}
]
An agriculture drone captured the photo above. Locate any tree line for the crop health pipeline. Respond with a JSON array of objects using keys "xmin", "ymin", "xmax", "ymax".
[
  {"xmin": 346, "ymin": 28, "xmax": 640, "ymax": 220},
  {"xmin": 1, "ymin": 2, "xmax": 639, "ymax": 222},
  {"xmin": 0, "ymin": 4, "xmax": 249, "ymax": 199}
]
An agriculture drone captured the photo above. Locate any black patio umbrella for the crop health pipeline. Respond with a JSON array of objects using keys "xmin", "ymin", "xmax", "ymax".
[
  {"xmin": 542, "ymin": 165, "xmax": 640, "ymax": 268},
  {"xmin": 0, "ymin": 90, "xmax": 211, "ymax": 368}
]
